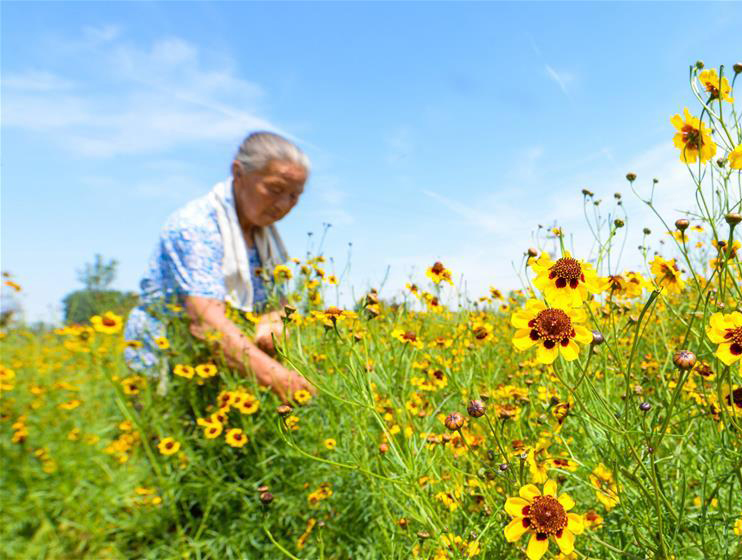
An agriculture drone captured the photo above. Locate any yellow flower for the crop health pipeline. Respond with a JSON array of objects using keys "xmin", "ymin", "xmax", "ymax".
[
  {"xmin": 202, "ymin": 422, "xmax": 223, "ymax": 439},
  {"xmin": 706, "ymin": 311, "xmax": 742, "ymax": 368},
  {"xmin": 503, "ymin": 479, "xmax": 583, "ymax": 560},
  {"xmin": 90, "ymin": 311, "xmax": 123, "ymax": 334},
  {"xmin": 273, "ymin": 264, "xmax": 293, "ymax": 282},
  {"xmin": 158, "ymin": 437, "xmax": 180, "ymax": 456},
  {"xmin": 590, "ymin": 464, "xmax": 620, "ymax": 511},
  {"xmin": 325, "ymin": 274, "xmax": 338, "ymax": 285},
  {"xmin": 698, "ymin": 68, "xmax": 734, "ymax": 103},
  {"xmin": 425, "ymin": 261, "xmax": 453, "ymax": 285},
  {"xmin": 671, "ymin": 108, "xmax": 716, "ymax": 164},
  {"xmin": 729, "ymin": 145, "xmax": 742, "ymax": 170},
  {"xmin": 154, "ymin": 337, "xmax": 170, "ymax": 350},
  {"xmin": 195, "ymin": 363, "xmax": 218, "ymax": 378},
  {"xmin": 294, "ymin": 389, "xmax": 312, "ymax": 405},
  {"xmin": 225, "ymin": 428, "xmax": 248, "ymax": 448},
  {"xmin": 511, "ymin": 299, "xmax": 593, "ymax": 364},
  {"xmin": 323, "ymin": 438, "xmax": 337, "ymax": 450},
  {"xmin": 531, "ymin": 252, "xmax": 603, "ymax": 307},
  {"xmin": 734, "ymin": 516, "xmax": 742, "ymax": 536},
  {"xmin": 391, "ymin": 328, "xmax": 424, "ymax": 349},
  {"xmin": 173, "ymin": 364, "xmax": 195, "ymax": 379},
  {"xmin": 649, "ymin": 256, "xmax": 685, "ymax": 294}
]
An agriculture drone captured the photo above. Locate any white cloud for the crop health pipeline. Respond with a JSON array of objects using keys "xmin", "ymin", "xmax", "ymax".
[
  {"xmin": 3, "ymin": 29, "xmax": 288, "ymax": 158},
  {"xmin": 545, "ymin": 64, "xmax": 573, "ymax": 97}
]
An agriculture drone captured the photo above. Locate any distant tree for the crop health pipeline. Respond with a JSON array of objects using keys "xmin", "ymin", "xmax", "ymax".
[{"xmin": 62, "ymin": 254, "xmax": 139, "ymax": 325}]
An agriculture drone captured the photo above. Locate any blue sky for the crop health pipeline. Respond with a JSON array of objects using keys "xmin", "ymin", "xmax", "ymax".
[{"xmin": 2, "ymin": 1, "xmax": 741, "ymax": 321}]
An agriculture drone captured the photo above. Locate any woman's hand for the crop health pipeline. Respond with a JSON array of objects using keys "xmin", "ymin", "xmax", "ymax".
[
  {"xmin": 255, "ymin": 359, "xmax": 316, "ymax": 402},
  {"xmin": 254, "ymin": 311, "xmax": 285, "ymax": 356}
]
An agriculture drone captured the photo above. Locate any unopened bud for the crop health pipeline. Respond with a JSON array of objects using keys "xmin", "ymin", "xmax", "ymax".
[
  {"xmin": 695, "ymin": 60, "xmax": 704, "ymax": 70},
  {"xmin": 733, "ymin": 62, "xmax": 742, "ymax": 74},
  {"xmin": 582, "ymin": 188, "xmax": 594, "ymax": 197},
  {"xmin": 717, "ymin": 158, "xmax": 726, "ymax": 168},
  {"xmin": 379, "ymin": 442, "xmax": 389, "ymax": 454},
  {"xmin": 675, "ymin": 219, "xmax": 690, "ymax": 232},
  {"xmin": 257, "ymin": 484, "xmax": 270, "ymax": 493},
  {"xmin": 527, "ymin": 248, "xmax": 538, "ymax": 258},
  {"xmin": 260, "ymin": 491, "xmax": 273, "ymax": 505},
  {"xmin": 416, "ymin": 531, "xmax": 430, "ymax": 540},
  {"xmin": 614, "ymin": 192, "xmax": 622, "ymax": 200},
  {"xmin": 725, "ymin": 213, "xmax": 742, "ymax": 226},
  {"xmin": 614, "ymin": 219, "xmax": 624, "ymax": 228},
  {"xmin": 673, "ymin": 350, "xmax": 697, "ymax": 371},
  {"xmin": 467, "ymin": 400, "xmax": 486, "ymax": 418},
  {"xmin": 444, "ymin": 412, "xmax": 465, "ymax": 431},
  {"xmin": 639, "ymin": 402, "xmax": 652, "ymax": 412},
  {"xmin": 499, "ymin": 463, "xmax": 510, "ymax": 471},
  {"xmin": 643, "ymin": 228, "xmax": 651, "ymax": 235},
  {"xmin": 591, "ymin": 331, "xmax": 605, "ymax": 346},
  {"xmin": 625, "ymin": 172, "xmax": 637, "ymax": 182},
  {"xmin": 277, "ymin": 404, "xmax": 293, "ymax": 417},
  {"xmin": 283, "ymin": 305, "xmax": 296, "ymax": 317}
]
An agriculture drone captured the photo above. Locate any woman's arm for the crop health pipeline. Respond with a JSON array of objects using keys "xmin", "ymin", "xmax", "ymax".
[{"xmin": 183, "ymin": 295, "xmax": 315, "ymax": 401}]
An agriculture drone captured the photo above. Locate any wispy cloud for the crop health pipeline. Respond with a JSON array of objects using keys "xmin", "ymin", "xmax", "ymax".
[
  {"xmin": 545, "ymin": 64, "xmax": 573, "ymax": 97},
  {"xmin": 2, "ymin": 27, "xmax": 288, "ymax": 158}
]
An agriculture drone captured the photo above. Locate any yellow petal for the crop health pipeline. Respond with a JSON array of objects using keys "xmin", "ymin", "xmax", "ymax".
[
  {"xmin": 559, "ymin": 340, "xmax": 580, "ymax": 361},
  {"xmin": 519, "ymin": 484, "xmax": 541, "ymax": 501},
  {"xmin": 504, "ymin": 517, "xmax": 529, "ymax": 543},
  {"xmin": 573, "ymin": 325, "xmax": 593, "ymax": 344},
  {"xmin": 543, "ymin": 479, "xmax": 557, "ymax": 497},
  {"xmin": 715, "ymin": 344, "xmax": 741, "ymax": 366},
  {"xmin": 526, "ymin": 533, "xmax": 549, "ymax": 560},
  {"xmin": 567, "ymin": 512, "xmax": 584, "ymax": 534},
  {"xmin": 525, "ymin": 299, "xmax": 546, "ymax": 314},
  {"xmin": 505, "ymin": 497, "xmax": 530, "ymax": 517},
  {"xmin": 513, "ymin": 330, "xmax": 537, "ymax": 351},
  {"xmin": 558, "ymin": 492, "xmax": 575, "ymax": 511},
  {"xmin": 555, "ymin": 528, "xmax": 575, "ymax": 554},
  {"xmin": 512, "ymin": 310, "xmax": 534, "ymax": 329},
  {"xmin": 536, "ymin": 344, "xmax": 558, "ymax": 364}
]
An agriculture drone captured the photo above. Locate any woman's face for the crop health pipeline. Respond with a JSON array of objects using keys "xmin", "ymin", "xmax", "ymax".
[{"xmin": 233, "ymin": 159, "xmax": 307, "ymax": 228}]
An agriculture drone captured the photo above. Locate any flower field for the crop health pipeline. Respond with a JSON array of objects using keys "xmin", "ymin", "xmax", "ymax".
[{"xmin": 2, "ymin": 63, "xmax": 742, "ymax": 559}]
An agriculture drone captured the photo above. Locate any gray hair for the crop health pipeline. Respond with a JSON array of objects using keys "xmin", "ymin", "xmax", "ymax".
[{"xmin": 234, "ymin": 131, "xmax": 310, "ymax": 174}]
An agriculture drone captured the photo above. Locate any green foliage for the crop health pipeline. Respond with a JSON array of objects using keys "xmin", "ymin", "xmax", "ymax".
[{"xmin": 62, "ymin": 289, "xmax": 138, "ymax": 325}]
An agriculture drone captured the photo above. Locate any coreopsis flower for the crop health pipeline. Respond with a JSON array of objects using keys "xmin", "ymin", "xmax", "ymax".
[
  {"xmin": 530, "ymin": 252, "xmax": 602, "ymax": 307},
  {"xmin": 503, "ymin": 479, "xmax": 584, "ymax": 560},
  {"xmin": 590, "ymin": 464, "xmax": 619, "ymax": 510},
  {"xmin": 323, "ymin": 438, "xmax": 337, "ymax": 450},
  {"xmin": 225, "ymin": 428, "xmax": 248, "ymax": 448},
  {"xmin": 426, "ymin": 261, "xmax": 453, "ymax": 285},
  {"xmin": 154, "ymin": 337, "xmax": 170, "ymax": 350},
  {"xmin": 649, "ymin": 256, "xmax": 685, "ymax": 293},
  {"xmin": 173, "ymin": 364, "xmax": 195, "ymax": 379},
  {"xmin": 511, "ymin": 299, "xmax": 592, "ymax": 364},
  {"xmin": 729, "ymin": 145, "xmax": 742, "ymax": 169},
  {"xmin": 158, "ymin": 437, "xmax": 180, "ymax": 456},
  {"xmin": 391, "ymin": 329, "xmax": 424, "ymax": 349},
  {"xmin": 582, "ymin": 510, "xmax": 604, "ymax": 530},
  {"xmin": 706, "ymin": 311, "xmax": 742, "ymax": 368},
  {"xmin": 91, "ymin": 311, "xmax": 123, "ymax": 334},
  {"xmin": 201, "ymin": 421, "xmax": 223, "ymax": 439},
  {"xmin": 606, "ymin": 271, "xmax": 648, "ymax": 300},
  {"xmin": 294, "ymin": 389, "xmax": 312, "ymax": 405},
  {"xmin": 195, "ymin": 363, "xmax": 218, "ymax": 379},
  {"xmin": 710, "ymin": 239, "xmax": 740, "ymax": 269},
  {"xmin": 698, "ymin": 68, "xmax": 734, "ymax": 102},
  {"xmin": 273, "ymin": 264, "xmax": 293, "ymax": 282},
  {"xmin": 671, "ymin": 108, "xmax": 716, "ymax": 164}
]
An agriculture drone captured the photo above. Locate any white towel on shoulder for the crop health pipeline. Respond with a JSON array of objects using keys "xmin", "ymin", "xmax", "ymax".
[{"xmin": 207, "ymin": 178, "xmax": 288, "ymax": 311}]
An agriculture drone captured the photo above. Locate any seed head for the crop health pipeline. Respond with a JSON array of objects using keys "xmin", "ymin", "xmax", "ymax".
[
  {"xmin": 675, "ymin": 219, "xmax": 690, "ymax": 232},
  {"xmin": 625, "ymin": 172, "xmax": 637, "ymax": 182},
  {"xmin": 673, "ymin": 350, "xmax": 697, "ymax": 371},
  {"xmin": 276, "ymin": 404, "xmax": 293, "ymax": 417},
  {"xmin": 467, "ymin": 400, "xmax": 486, "ymax": 418},
  {"xmin": 444, "ymin": 412, "xmax": 465, "ymax": 431}
]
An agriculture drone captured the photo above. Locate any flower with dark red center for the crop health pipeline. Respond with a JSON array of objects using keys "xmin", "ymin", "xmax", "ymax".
[
  {"xmin": 511, "ymin": 300, "xmax": 593, "ymax": 364},
  {"xmin": 504, "ymin": 480, "xmax": 583, "ymax": 560},
  {"xmin": 671, "ymin": 108, "xmax": 717, "ymax": 164},
  {"xmin": 391, "ymin": 328, "xmax": 424, "ymax": 349},
  {"xmin": 531, "ymin": 251, "xmax": 604, "ymax": 307},
  {"xmin": 726, "ymin": 387, "xmax": 742, "ymax": 409},
  {"xmin": 706, "ymin": 311, "xmax": 742, "ymax": 369},
  {"xmin": 649, "ymin": 256, "xmax": 685, "ymax": 294},
  {"xmin": 425, "ymin": 261, "xmax": 453, "ymax": 285}
]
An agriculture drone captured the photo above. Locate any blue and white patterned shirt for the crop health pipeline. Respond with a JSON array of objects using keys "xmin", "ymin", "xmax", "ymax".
[{"xmin": 124, "ymin": 181, "xmax": 267, "ymax": 372}]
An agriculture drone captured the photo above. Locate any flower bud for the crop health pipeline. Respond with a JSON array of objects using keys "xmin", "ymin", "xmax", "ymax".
[
  {"xmin": 259, "ymin": 491, "xmax": 273, "ymax": 505},
  {"xmin": 717, "ymin": 158, "xmax": 726, "ymax": 168},
  {"xmin": 467, "ymin": 400, "xmax": 486, "ymax": 418},
  {"xmin": 276, "ymin": 404, "xmax": 293, "ymax": 417},
  {"xmin": 673, "ymin": 350, "xmax": 697, "ymax": 371},
  {"xmin": 527, "ymin": 247, "xmax": 538, "ymax": 258},
  {"xmin": 725, "ymin": 213, "xmax": 742, "ymax": 226},
  {"xmin": 614, "ymin": 192, "xmax": 622, "ymax": 200},
  {"xmin": 614, "ymin": 219, "xmax": 624, "ymax": 228},
  {"xmin": 416, "ymin": 531, "xmax": 430, "ymax": 540},
  {"xmin": 625, "ymin": 172, "xmax": 637, "ymax": 182},
  {"xmin": 283, "ymin": 305, "xmax": 296, "ymax": 317},
  {"xmin": 591, "ymin": 330, "xmax": 605, "ymax": 346},
  {"xmin": 675, "ymin": 219, "xmax": 690, "ymax": 232},
  {"xmin": 499, "ymin": 463, "xmax": 509, "ymax": 471},
  {"xmin": 643, "ymin": 228, "xmax": 651, "ymax": 235},
  {"xmin": 639, "ymin": 402, "xmax": 651, "ymax": 412},
  {"xmin": 379, "ymin": 442, "xmax": 389, "ymax": 454},
  {"xmin": 695, "ymin": 60, "xmax": 704, "ymax": 70},
  {"xmin": 582, "ymin": 188, "xmax": 594, "ymax": 197},
  {"xmin": 257, "ymin": 484, "xmax": 270, "ymax": 493},
  {"xmin": 444, "ymin": 412, "xmax": 465, "ymax": 431}
]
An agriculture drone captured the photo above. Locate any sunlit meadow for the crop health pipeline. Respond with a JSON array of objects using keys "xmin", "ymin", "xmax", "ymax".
[{"xmin": 2, "ymin": 62, "xmax": 742, "ymax": 560}]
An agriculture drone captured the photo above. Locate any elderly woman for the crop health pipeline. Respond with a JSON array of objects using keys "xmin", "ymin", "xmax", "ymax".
[{"xmin": 124, "ymin": 131, "xmax": 314, "ymax": 399}]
